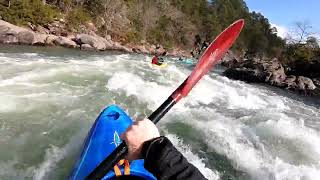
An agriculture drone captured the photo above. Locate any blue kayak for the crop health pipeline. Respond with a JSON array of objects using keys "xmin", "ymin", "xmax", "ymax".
[{"xmin": 71, "ymin": 105, "xmax": 156, "ymax": 179}]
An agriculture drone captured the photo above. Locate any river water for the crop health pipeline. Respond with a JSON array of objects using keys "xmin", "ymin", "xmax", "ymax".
[{"xmin": 0, "ymin": 45, "xmax": 319, "ymax": 180}]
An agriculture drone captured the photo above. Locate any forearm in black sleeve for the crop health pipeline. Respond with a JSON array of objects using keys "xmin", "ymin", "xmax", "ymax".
[{"xmin": 141, "ymin": 136, "xmax": 207, "ymax": 180}]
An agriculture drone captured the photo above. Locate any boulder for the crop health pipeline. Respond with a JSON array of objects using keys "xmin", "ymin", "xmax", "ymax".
[
  {"xmin": 0, "ymin": 20, "xmax": 50, "ymax": 45},
  {"xmin": 224, "ymin": 58, "xmax": 288, "ymax": 87},
  {"xmin": 112, "ymin": 42, "xmax": 124, "ymax": 50},
  {"xmin": 224, "ymin": 67, "xmax": 267, "ymax": 83},
  {"xmin": 220, "ymin": 51, "xmax": 239, "ymax": 68},
  {"xmin": 0, "ymin": 24, "xmax": 10, "ymax": 35},
  {"xmin": 106, "ymin": 35, "xmax": 112, "ymax": 41},
  {"xmin": 0, "ymin": 34, "xmax": 18, "ymax": 44},
  {"xmin": 47, "ymin": 21, "xmax": 65, "ymax": 36},
  {"xmin": 104, "ymin": 40, "xmax": 114, "ymax": 49},
  {"xmin": 75, "ymin": 34, "xmax": 106, "ymax": 50},
  {"xmin": 114, "ymin": 44, "xmax": 132, "ymax": 53},
  {"xmin": 45, "ymin": 35, "xmax": 57, "ymax": 45},
  {"xmin": 27, "ymin": 22, "xmax": 36, "ymax": 31},
  {"xmin": 33, "ymin": 34, "xmax": 48, "ymax": 45},
  {"xmin": 54, "ymin": 36, "xmax": 77, "ymax": 48},
  {"xmin": 284, "ymin": 75, "xmax": 297, "ymax": 89},
  {"xmin": 133, "ymin": 45, "xmax": 150, "ymax": 54},
  {"xmin": 81, "ymin": 44, "xmax": 95, "ymax": 51},
  {"xmin": 17, "ymin": 31, "xmax": 34, "ymax": 45},
  {"xmin": 312, "ymin": 78, "xmax": 320, "ymax": 87},
  {"xmin": 35, "ymin": 25, "xmax": 49, "ymax": 34},
  {"xmin": 297, "ymin": 76, "xmax": 316, "ymax": 90},
  {"xmin": 0, "ymin": 20, "xmax": 20, "ymax": 43},
  {"xmin": 265, "ymin": 59, "xmax": 287, "ymax": 86},
  {"xmin": 225, "ymin": 59, "xmax": 268, "ymax": 82}
]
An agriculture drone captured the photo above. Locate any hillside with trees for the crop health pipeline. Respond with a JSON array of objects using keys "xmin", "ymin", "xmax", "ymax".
[{"xmin": 0, "ymin": 0, "xmax": 285, "ymax": 52}]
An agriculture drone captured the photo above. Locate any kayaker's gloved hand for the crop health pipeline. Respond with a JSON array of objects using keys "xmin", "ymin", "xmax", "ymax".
[{"xmin": 121, "ymin": 118, "xmax": 160, "ymax": 160}]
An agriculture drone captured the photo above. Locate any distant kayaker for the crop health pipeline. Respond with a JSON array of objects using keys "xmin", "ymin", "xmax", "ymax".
[
  {"xmin": 121, "ymin": 118, "xmax": 207, "ymax": 180},
  {"xmin": 152, "ymin": 51, "xmax": 166, "ymax": 66},
  {"xmin": 151, "ymin": 55, "xmax": 161, "ymax": 65}
]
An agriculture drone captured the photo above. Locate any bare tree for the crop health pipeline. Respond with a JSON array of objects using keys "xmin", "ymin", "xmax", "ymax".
[{"xmin": 287, "ymin": 21, "xmax": 315, "ymax": 44}]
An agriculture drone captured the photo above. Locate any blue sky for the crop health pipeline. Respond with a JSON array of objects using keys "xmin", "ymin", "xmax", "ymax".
[{"xmin": 244, "ymin": 0, "xmax": 320, "ymax": 38}]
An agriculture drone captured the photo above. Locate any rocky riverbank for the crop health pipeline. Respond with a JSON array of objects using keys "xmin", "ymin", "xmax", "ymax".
[
  {"xmin": 0, "ymin": 20, "xmax": 189, "ymax": 57},
  {"xmin": 1, "ymin": 20, "xmax": 319, "ymax": 97},
  {"xmin": 223, "ymin": 57, "xmax": 320, "ymax": 96}
]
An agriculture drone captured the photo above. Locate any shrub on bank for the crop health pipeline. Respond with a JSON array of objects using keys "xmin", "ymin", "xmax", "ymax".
[{"xmin": 0, "ymin": 0, "xmax": 60, "ymax": 26}]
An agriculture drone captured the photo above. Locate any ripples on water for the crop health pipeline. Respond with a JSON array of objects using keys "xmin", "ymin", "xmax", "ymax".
[{"xmin": 0, "ymin": 45, "xmax": 319, "ymax": 180}]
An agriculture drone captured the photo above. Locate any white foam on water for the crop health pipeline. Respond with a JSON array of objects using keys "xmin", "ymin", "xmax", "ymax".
[
  {"xmin": 106, "ymin": 71, "xmax": 174, "ymax": 109},
  {"xmin": 33, "ymin": 145, "xmax": 66, "ymax": 180},
  {"xmin": 166, "ymin": 134, "xmax": 220, "ymax": 180},
  {"xmin": 23, "ymin": 53, "xmax": 39, "ymax": 57},
  {"xmin": 255, "ymin": 115, "xmax": 320, "ymax": 163},
  {"xmin": 106, "ymin": 60, "xmax": 288, "ymax": 112},
  {"xmin": 1, "ymin": 51, "xmax": 319, "ymax": 180},
  {"xmin": 177, "ymin": 107, "xmax": 320, "ymax": 180}
]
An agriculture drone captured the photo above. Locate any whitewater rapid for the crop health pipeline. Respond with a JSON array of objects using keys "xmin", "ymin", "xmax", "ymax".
[{"xmin": 0, "ymin": 46, "xmax": 319, "ymax": 180}]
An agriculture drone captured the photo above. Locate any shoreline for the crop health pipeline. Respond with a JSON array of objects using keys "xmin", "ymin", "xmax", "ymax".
[
  {"xmin": 1, "ymin": 20, "xmax": 319, "ymax": 97},
  {"xmin": 222, "ymin": 58, "xmax": 320, "ymax": 97},
  {"xmin": 0, "ymin": 20, "xmax": 191, "ymax": 58}
]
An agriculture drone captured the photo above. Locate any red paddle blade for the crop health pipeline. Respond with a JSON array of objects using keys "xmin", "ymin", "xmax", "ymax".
[{"xmin": 172, "ymin": 19, "xmax": 244, "ymax": 101}]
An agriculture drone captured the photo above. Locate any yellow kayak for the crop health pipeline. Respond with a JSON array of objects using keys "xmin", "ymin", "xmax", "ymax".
[{"xmin": 152, "ymin": 63, "xmax": 168, "ymax": 68}]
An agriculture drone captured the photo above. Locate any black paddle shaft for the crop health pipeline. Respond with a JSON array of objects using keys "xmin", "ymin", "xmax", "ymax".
[{"xmin": 86, "ymin": 97, "xmax": 175, "ymax": 179}]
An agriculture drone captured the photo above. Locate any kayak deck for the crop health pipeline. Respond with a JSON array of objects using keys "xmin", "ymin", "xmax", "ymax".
[
  {"xmin": 152, "ymin": 63, "xmax": 168, "ymax": 68},
  {"xmin": 71, "ymin": 105, "xmax": 156, "ymax": 179}
]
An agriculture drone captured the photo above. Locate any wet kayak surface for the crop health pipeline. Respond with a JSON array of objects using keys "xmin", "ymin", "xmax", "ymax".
[{"xmin": 0, "ymin": 45, "xmax": 319, "ymax": 180}]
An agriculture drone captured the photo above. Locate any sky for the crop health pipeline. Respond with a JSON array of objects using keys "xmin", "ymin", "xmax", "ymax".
[{"xmin": 244, "ymin": 0, "xmax": 320, "ymax": 39}]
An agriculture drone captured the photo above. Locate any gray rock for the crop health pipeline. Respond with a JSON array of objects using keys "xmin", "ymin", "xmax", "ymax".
[
  {"xmin": 312, "ymin": 78, "xmax": 320, "ymax": 87},
  {"xmin": 75, "ymin": 34, "xmax": 106, "ymax": 50},
  {"xmin": 106, "ymin": 35, "xmax": 111, "ymax": 41},
  {"xmin": 81, "ymin": 44, "xmax": 94, "ymax": 51},
  {"xmin": 225, "ymin": 58, "xmax": 288, "ymax": 87},
  {"xmin": 132, "ymin": 45, "xmax": 149, "ymax": 54},
  {"xmin": 54, "ymin": 36, "xmax": 77, "ymax": 48},
  {"xmin": 45, "ymin": 35, "xmax": 57, "ymax": 45},
  {"xmin": 0, "ymin": 25, "xmax": 10, "ymax": 35},
  {"xmin": 284, "ymin": 75, "xmax": 297, "ymax": 89},
  {"xmin": 221, "ymin": 51, "xmax": 240, "ymax": 68},
  {"xmin": 297, "ymin": 76, "xmax": 316, "ymax": 90},
  {"xmin": 36, "ymin": 25, "xmax": 49, "ymax": 34},
  {"xmin": 17, "ymin": 31, "xmax": 34, "ymax": 44},
  {"xmin": 47, "ymin": 21, "xmax": 65, "ymax": 36},
  {"xmin": 265, "ymin": 59, "xmax": 287, "ymax": 86},
  {"xmin": 0, "ymin": 34, "xmax": 19, "ymax": 44},
  {"xmin": 33, "ymin": 34, "xmax": 48, "ymax": 45},
  {"xmin": 0, "ymin": 25, "xmax": 17, "ymax": 43},
  {"xmin": 27, "ymin": 22, "xmax": 36, "ymax": 31},
  {"xmin": 105, "ymin": 40, "xmax": 114, "ymax": 49}
]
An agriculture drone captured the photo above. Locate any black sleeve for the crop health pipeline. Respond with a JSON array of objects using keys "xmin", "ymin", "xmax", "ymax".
[{"xmin": 141, "ymin": 136, "xmax": 207, "ymax": 180}]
